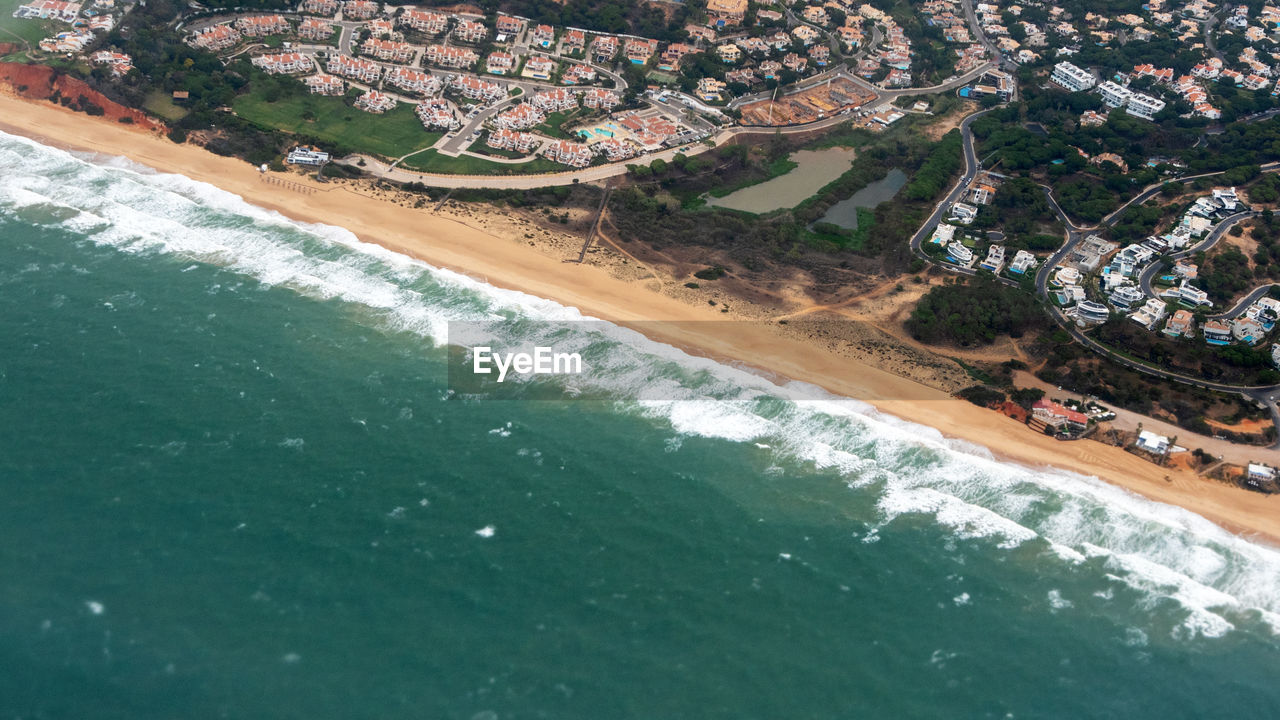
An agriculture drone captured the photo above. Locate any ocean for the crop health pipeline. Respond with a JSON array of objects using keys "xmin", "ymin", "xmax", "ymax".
[{"xmin": 1, "ymin": 129, "xmax": 1279, "ymax": 719}]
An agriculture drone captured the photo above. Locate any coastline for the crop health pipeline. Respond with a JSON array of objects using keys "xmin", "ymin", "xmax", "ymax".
[{"xmin": 4, "ymin": 93, "xmax": 1279, "ymax": 546}]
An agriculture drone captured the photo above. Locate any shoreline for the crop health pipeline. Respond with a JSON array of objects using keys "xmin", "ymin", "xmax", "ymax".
[{"xmin": 4, "ymin": 93, "xmax": 1279, "ymax": 546}]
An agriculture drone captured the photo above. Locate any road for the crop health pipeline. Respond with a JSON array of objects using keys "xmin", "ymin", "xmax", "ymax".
[
  {"xmin": 1138, "ymin": 210, "xmax": 1255, "ymax": 299},
  {"xmin": 908, "ymin": 107, "xmax": 993, "ymax": 259},
  {"xmin": 1210, "ymin": 282, "xmax": 1280, "ymax": 321}
]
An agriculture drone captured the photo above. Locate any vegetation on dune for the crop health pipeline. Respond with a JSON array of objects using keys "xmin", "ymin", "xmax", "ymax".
[{"xmin": 906, "ymin": 274, "xmax": 1044, "ymax": 346}]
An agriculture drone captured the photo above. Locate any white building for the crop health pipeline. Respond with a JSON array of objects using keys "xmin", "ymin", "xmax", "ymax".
[
  {"xmin": 1098, "ymin": 80, "xmax": 1133, "ymax": 108},
  {"xmin": 286, "ymin": 146, "xmax": 330, "ymax": 165},
  {"xmin": 1126, "ymin": 92, "xmax": 1166, "ymax": 120},
  {"xmin": 1051, "ymin": 61, "xmax": 1096, "ymax": 91}
]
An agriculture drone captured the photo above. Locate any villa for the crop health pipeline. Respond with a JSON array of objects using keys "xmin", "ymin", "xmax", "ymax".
[
  {"xmin": 561, "ymin": 30, "xmax": 585, "ymax": 54},
  {"xmin": 530, "ymin": 24, "xmax": 555, "ymax": 49},
  {"xmin": 946, "ymin": 240, "xmax": 974, "ymax": 266},
  {"xmin": 524, "ymin": 55, "xmax": 555, "ymax": 80},
  {"xmin": 563, "ymin": 65, "xmax": 597, "ymax": 85},
  {"xmin": 13, "ymin": 0, "xmax": 81, "ymax": 22},
  {"xmin": 1203, "ymin": 319, "xmax": 1232, "ymax": 345},
  {"xmin": 706, "ymin": 0, "xmax": 747, "ymax": 28},
  {"xmin": 1163, "ymin": 309, "xmax": 1195, "ymax": 338},
  {"xmin": 90, "ymin": 50, "xmax": 133, "ymax": 76},
  {"xmin": 624, "ymin": 38, "xmax": 656, "ymax": 64},
  {"xmin": 978, "ymin": 245, "xmax": 1005, "ymax": 273},
  {"xmin": 591, "ymin": 35, "xmax": 618, "ymax": 63},
  {"xmin": 494, "ymin": 15, "xmax": 522, "ymax": 36},
  {"xmin": 485, "ymin": 51, "xmax": 515, "ymax": 75}
]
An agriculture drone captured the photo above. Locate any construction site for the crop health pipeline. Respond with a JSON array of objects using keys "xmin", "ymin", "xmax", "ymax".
[{"xmin": 739, "ymin": 77, "xmax": 877, "ymax": 126}]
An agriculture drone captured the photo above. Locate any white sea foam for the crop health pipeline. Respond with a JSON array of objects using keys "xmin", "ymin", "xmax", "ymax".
[{"xmin": 6, "ymin": 129, "xmax": 1280, "ymax": 640}]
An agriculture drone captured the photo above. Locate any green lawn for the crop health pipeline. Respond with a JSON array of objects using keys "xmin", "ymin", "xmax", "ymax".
[
  {"xmin": 0, "ymin": 0, "xmax": 56, "ymax": 48},
  {"xmin": 535, "ymin": 108, "xmax": 591, "ymax": 139},
  {"xmin": 144, "ymin": 90, "xmax": 190, "ymax": 122},
  {"xmin": 399, "ymin": 149, "xmax": 565, "ymax": 175},
  {"xmin": 233, "ymin": 85, "xmax": 440, "ymax": 159}
]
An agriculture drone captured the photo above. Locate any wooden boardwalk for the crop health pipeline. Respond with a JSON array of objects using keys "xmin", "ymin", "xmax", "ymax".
[{"xmin": 260, "ymin": 174, "xmax": 317, "ymax": 194}]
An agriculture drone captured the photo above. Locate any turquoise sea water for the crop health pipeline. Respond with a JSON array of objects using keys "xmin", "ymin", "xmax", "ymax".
[{"xmin": 2, "ymin": 131, "xmax": 1280, "ymax": 718}]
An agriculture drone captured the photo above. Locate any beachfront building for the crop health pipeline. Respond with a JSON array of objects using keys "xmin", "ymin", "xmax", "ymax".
[
  {"xmin": 416, "ymin": 98, "xmax": 458, "ymax": 129},
  {"xmin": 487, "ymin": 128, "xmax": 539, "ymax": 153},
  {"xmin": 304, "ymin": 73, "xmax": 345, "ymax": 95},
  {"xmin": 530, "ymin": 88, "xmax": 577, "ymax": 113},
  {"xmin": 398, "ymin": 9, "xmax": 446, "ymax": 35},
  {"xmin": 90, "ymin": 50, "xmax": 133, "ymax": 77},
  {"xmin": 236, "ymin": 14, "xmax": 291, "ymax": 37},
  {"xmin": 453, "ymin": 19, "xmax": 487, "ymax": 43},
  {"xmin": 582, "ymin": 88, "xmax": 620, "ymax": 110},
  {"xmin": 286, "ymin": 145, "xmax": 330, "ymax": 165},
  {"xmin": 361, "ymin": 38, "xmax": 414, "ymax": 63},
  {"xmin": 425, "ymin": 45, "xmax": 478, "ymax": 69},
  {"xmin": 1051, "ymin": 61, "xmax": 1095, "ymax": 91},
  {"xmin": 1135, "ymin": 430, "xmax": 1170, "ymax": 455},
  {"xmin": 298, "ymin": 18, "xmax": 335, "ymax": 40},
  {"xmin": 385, "ymin": 67, "xmax": 440, "ymax": 95},
  {"xmin": 492, "ymin": 103, "xmax": 545, "ymax": 131},
  {"xmin": 13, "ymin": 0, "xmax": 81, "ymax": 22},
  {"xmin": 341, "ymin": 0, "xmax": 378, "ymax": 20},
  {"xmin": 1032, "ymin": 399, "xmax": 1089, "ymax": 433},
  {"xmin": 354, "ymin": 89, "xmax": 395, "ymax": 113},
  {"xmin": 251, "ymin": 51, "xmax": 312, "ymax": 75},
  {"xmin": 544, "ymin": 139, "xmax": 593, "ymax": 167},
  {"xmin": 327, "ymin": 54, "xmax": 381, "ymax": 83},
  {"xmin": 449, "ymin": 74, "xmax": 503, "ymax": 102},
  {"xmin": 300, "ymin": 0, "xmax": 338, "ymax": 16},
  {"xmin": 189, "ymin": 24, "xmax": 242, "ymax": 51}
]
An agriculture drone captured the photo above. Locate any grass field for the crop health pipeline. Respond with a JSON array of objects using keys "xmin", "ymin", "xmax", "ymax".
[
  {"xmin": 0, "ymin": 0, "xmax": 55, "ymax": 48},
  {"xmin": 399, "ymin": 149, "xmax": 564, "ymax": 175},
  {"xmin": 144, "ymin": 91, "xmax": 190, "ymax": 122},
  {"xmin": 233, "ymin": 85, "xmax": 441, "ymax": 159}
]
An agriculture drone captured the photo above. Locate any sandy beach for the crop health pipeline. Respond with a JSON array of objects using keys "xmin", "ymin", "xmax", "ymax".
[{"xmin": 3, "ymin": 92, "xmax": 1278, "ymax": 545}]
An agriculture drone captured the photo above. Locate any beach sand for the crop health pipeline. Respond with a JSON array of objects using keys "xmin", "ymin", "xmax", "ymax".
[{"xmin": 4, "ymin": 93, "xmax": 1278, "ymax": 545}]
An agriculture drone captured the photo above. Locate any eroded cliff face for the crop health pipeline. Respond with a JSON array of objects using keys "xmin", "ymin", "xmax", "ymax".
[{"xmin": 0, "ymin": 62, "xmax": 164, "ymax": 132}]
